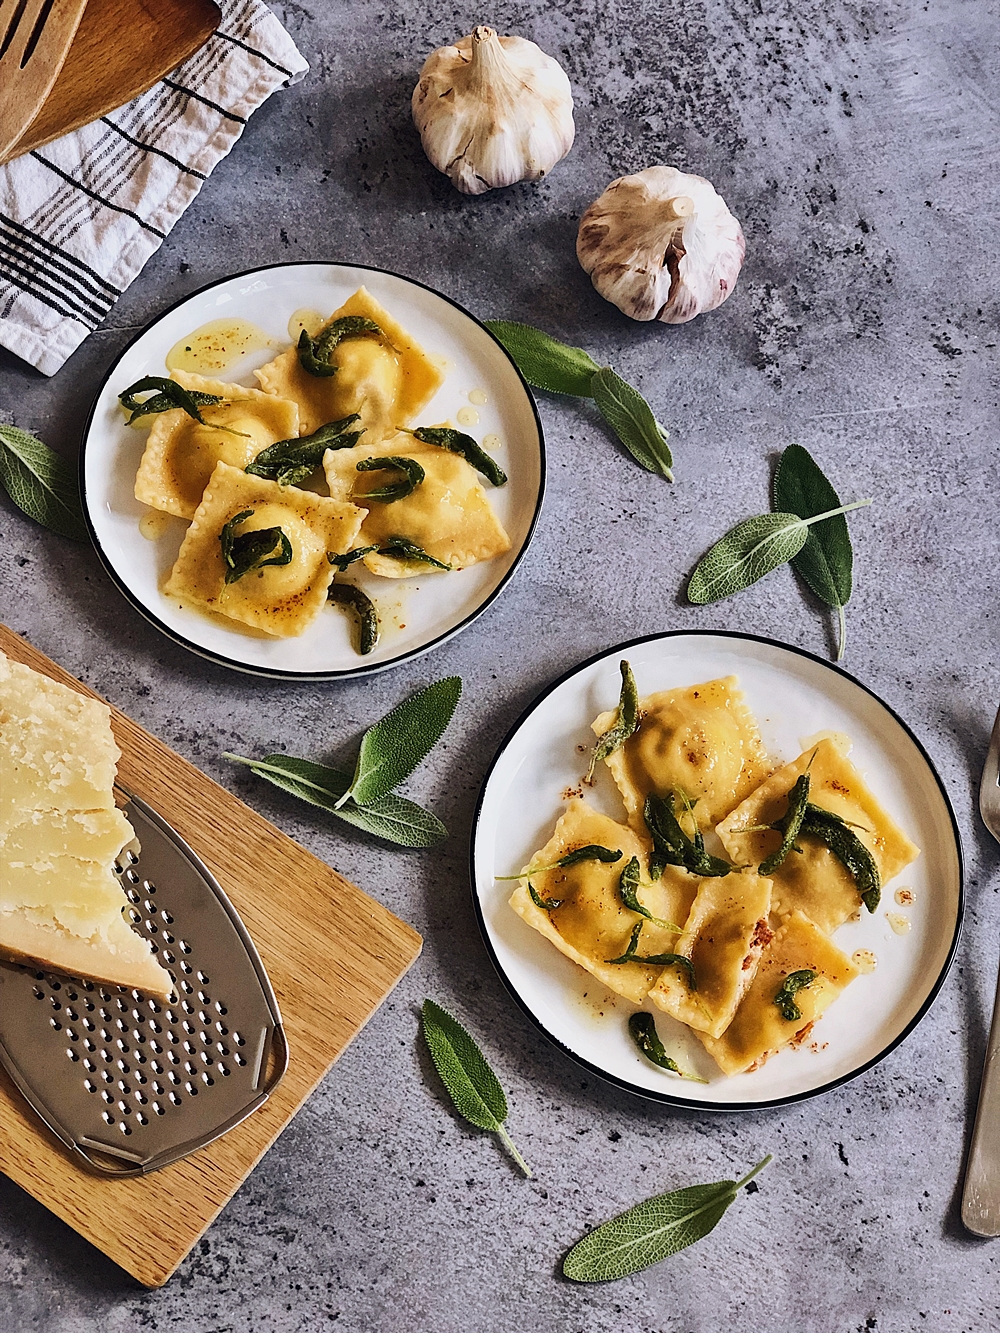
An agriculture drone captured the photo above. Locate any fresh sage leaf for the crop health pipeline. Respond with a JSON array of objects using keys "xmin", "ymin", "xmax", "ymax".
[
  {"xmin": 421, "ymin": 999, "xmax": 531, "ymax": 1176},
  {"xmin": 562, "ymin": 1156, "xmax": 772, "ymax": 1282},
  {"xmin": 494, "ymin": 844, "xmax": 623, "ymax": 881},
  {"xmin": 773, "ymin": 969, "xmax": 816, "ymax": 1022},
  {"xmin": 378, "ymin": 537, "xmax": 452, "ymax": 570},
  {"xmin": 222, "ymin": 752, "xmax": 446, "ymax": 847},
  {"xmin": 591, "ymin": 368, "xmax": 673, "ymax": 482},
  {"xmin": 328, "ymin": 582, "xmax": 380, "ymax": 654},
  {"xmin": 687, "ymin": 499, "xmax": 872, "ymax": 605},
  {"xmin": 246, "ymin": 415, "xmax": 364, "ymax": 486},
  {"xmin": 328, "ymin": 545, "xmax": 380, "ymax": 571},
  {"xmin": 355, "ymin": 455, "xmax": 425, "ymax": 501},
  {"xmin": 220, "ymin": 509, "xmax": 293, "ymax": 584},
  {"xmin": 343, "ymin": 675, "xmax": 462, "ymax": 808},
  {"xmin": 628, "ymin": 1013, "xmax": 707, "ymax": 1083},
  {"xmin": 605, "ymin": 923, "xmax": 696, "ymax": 985},
  {"xmin": 0, "ymin": 423, "xmax": 88, "ymax": 541},
  {"xmin": 405, "ymin": 426, "xmax": 507, "ymax": 487},
  {"xmin": 588, "ymin": 660, "xmax": 639, "ymax": 781},
  {"xmin": 529, "ymin": 883, "xmax": 564, "ymax": 911},
  {"xmin": 483, "ymin": 321, "xmax": 600, "ymax": 396},
  {"xmin": 118, "ymin": 375, "xmax": 221, "ymax": 425},
  {"xmin": 773, "ymin": 444, "xmax": 854, "ymax": 661},
  {"xmin": 298, "ymin": 316, "xmax": 383, "ymax": 377},
  {"xmin": 759, "ymin": 772, "xmax": 811, "ymax": 875},
  {"xmin": 800, "ymin": 808, "xmax": 881, "ymax": 911},
  {"xmin": 616, "ymin": 856, "xmax": 684, "ymax": 931}
]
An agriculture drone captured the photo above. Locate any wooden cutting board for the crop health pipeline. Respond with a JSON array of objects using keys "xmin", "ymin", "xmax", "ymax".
[
  {"xmin": 0, "ymin": 624, "xmax": 422, "ymax": 1286},
  {"xmin": 2, "ymin": 0, "xmax": 221, "ymax": 164}
]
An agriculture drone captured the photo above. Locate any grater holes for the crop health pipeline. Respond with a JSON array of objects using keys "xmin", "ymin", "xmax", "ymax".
[
  {"xmin": 49, "ymin": 1018, "xmax": 62, "ymax": 1031},
  {"xmin": 100, "ymin": 1027, "xmax": 112, "ymax": 1042},
  {"xmin": 162, "ymin": 933, "xmax": 175, "ymax": 945},
  {"xmin": 184, "ymin": 1082, "xmax": 199, "ymax": 1097},
  {"xmin": 178, "ymin": 940, "xmax": 192, "ymax": 954},
  {"xmin": 180, "ymin": 981, "xmax": 193, "ymax": 995},
  {"xmin": 101, "ymin": 1090, "xmax": 113, "ymax": 1103},
  {"xmin": 135, "ymin": 1089, "xmax": 148, "ymax": 1104},
  {"xmin": 125, "ymin": 867, "xmax": 140, "ymax": 885},
  {"xmin": 163, "ymin": 910, "xmax": 175, "ymax": 925},
  {"xmin": 143, "ymin": 898, "xmax": 156, "ymax": 913},
  {"xmin": 184, "ymin": 1060, "xmax": 197, "ymax": 1075},
  {"xmin": 84, "ymin": 1080, "xmax": 96, "ymax": 1092},
  {"xmin": 153, "ymin": 1103, "xmax": 165, "ymax": 1116},
  {"xmin": 50, "ymin": 980, "xmax": 62, "ymax": 991},
  {"xmin": 162, "ymin": 952, "xmax": 175, "ymax": 965},
  {"xmin": 66, "ymin": 1048, "xmax": 79, "ymax": 1062},
  {"xmin": 234, "ymin": 1052, "xmax": 247, "ymax": 1066},
  {"xmin": 67, "ymin": 1028, "xmax": 80, "ymax": 1042},
  {"xmin": 83, "ymin": 998, "xmax": 95, "ymax": 1012},
  {"xmin": 136, "ymin": 1112, "xmax": 148, "ymax": 1126},
  {"xmin": 150, "ymin": 1058, "xmax": 163, "ymax": 1072},
  {"xmin": 83, "ymin": 1058, "xmax": 96, "ymax": 1071},
  {"xmin": 102, "ymin": 1111, "xmax": 114, "ymax": 1124},
  {"xmin": 120, "ymin": 1125, "xmax": 132, "ymax": 1136},
  {"xmin": 220, "ymin": 1065, "xmax": 231, "ymax": 1077},
  {"xmin": 83, "ymin": 1017, "xmax": 95, "ymax": 1031},
  {"xmin": 135, "ymin": 1069, "xmax": 147, "ymax": 1083},
  {"xmin": 179, "ymin": 961, "xmax": 193, "ymax": 975},
  {"xmin": 152, "ymin": 1080, "xmax": 164, "ymax": 1094},
  {"xmin": 169, "ymin": 1092, "xmax": 181, "ymax": 1106},
  {"xmin": 116, "ymin": 1058, "xmax": 129, "ymax": 1073},
  {"xmin": 183, "ymin": 1040, "xmax": 196, "ymax": 1055},
  {"xmin": 32, "ymin": 986, "xmax": 43, "ymax": 1000},
  {"xmin": 202, "ymin": 1073, "xmax": 214, "ymax": 1086},
  {"xmin": 216, "ymin": 1023, "xmax": 229, "ymax": 1035},
  {"xmin": 49, "ymin": 997, "xmax": 61, "ymax": 1011},
  {"xmin": 117, "ymin": 1081, "xmax": 131, "ymax": 1095},
  {"xmin": 232, "ymin": 1031, "xmax": 246, "ymax": 1047},
  {"xmin": 215, "ymin": 1002, "xmax": 227, "ymax": 1015},
  {"xmin": 65, "ymin": 1006, "xmax": 78, "ymax": 1021},
  {"xmin": 84, "ymin": 1039, "xmax": 96, "ymax": 1052}
]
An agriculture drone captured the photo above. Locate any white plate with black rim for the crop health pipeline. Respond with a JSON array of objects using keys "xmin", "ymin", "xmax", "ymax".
[
  {"xmin": 80, "ymin": 262, "xmax": 544, "ymax": 680},
  {"xmin": 471, "ymin": 631, "xmax": 963, "ymax": 1111}
]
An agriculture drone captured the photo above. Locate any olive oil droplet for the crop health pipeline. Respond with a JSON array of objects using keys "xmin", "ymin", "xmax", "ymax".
[
  {"xmin": 468, "ymin": 388, "xmax": 488, "ymax": 405},
  {"xmin": 886, "ymin": 912, "xmax": 911, "ymax": 935},
  {"xmin": 851, "ymin": 949, "xmax": 877, "ymax": 974},
  {"xmin": 166, "ymin": 319, "xmax": 273, "ymax": 374},
  {"xmin": 456, "ymin": 406, "xmax": 479, "ymax": 426},
  {"xmin": 482, "ymin": 434, "xmax": 503, "ymax": 451},
  {"xmin": 139, "ymin": 509, "xmax": 173, "ymax": 541}
]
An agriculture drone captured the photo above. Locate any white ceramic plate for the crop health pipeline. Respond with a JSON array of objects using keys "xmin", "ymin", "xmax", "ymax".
[
  {"xmin": 472, "ymin": 632, "xmax": 963, "ymax": 1110},
  {"xmin": 81, "ymin": 262, "xmax": 544, "ymax": 679}
]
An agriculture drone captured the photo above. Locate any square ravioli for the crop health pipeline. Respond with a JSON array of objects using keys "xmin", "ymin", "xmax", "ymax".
[
  {"xmin": 592, "ymin": 676, "xmax": 771, "ymax": 832},
  {"xmin": 648, "ymin": 872, "xmax": 773, "ymax": 1039},
  {"xmin": 134, "ymin": 370, "xmax": 299, "ymax": 519},
  {"xmin": 716, "ymin": 737, "xmax": 920, "ymax": 934},
  {"xmin": 323, "ymin": 433, "xmax": 510, "ymax": 578},
  {"xmin": 255, "ymin": 287, "xmax": 444, "ymax": 439},
  {"xmin": 697, "ymin": 909, "xmax": 859, "ymax": 1075},
  {"xmin": 164, "ymin": 462, "xmax": 365, "ymax": 636},
  {"xmin": 508, "ymin": 798, "xmax": 701, "ymax": 1005}
]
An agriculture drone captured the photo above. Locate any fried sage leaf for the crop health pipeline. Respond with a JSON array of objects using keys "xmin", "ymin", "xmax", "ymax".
[
  {"xmin": 774, "ymin": 444, "xmax": 855, "ymax": 661},
  {"xmin": 379, "ymin": 537, "xmax": 452, "ymax": 570},
  {"xmin": 405, "ymin": 426, "xmax": 507, "ymax": 487},
  {"xmin": 222, "ymin": 753, "xmax": 447, "ymax": 847},
  {"xmin": 591, "ymin": 367, "xmax": 673, "ymax": 482},
  {"xmin": 644, "ymin": 793, "xmax": 732, "ymax": 879},
  {"xmin": 773, "ymin": 969, "xmax": 816, "ymax": 1022},
  {"xmin": 628, "ymin": 1013, "xmax": 707, "ymax": 1083},
  {"xmin": 588, "ymin": 660, "xmax": 639, "ymax": 781},
  {"xmin": 421, "ymin": 998, "xmax": 531, "ymax": 1176},
  {"xmin": 328, "ymin": 582, "xmax": 379, "ymax": 654},
  {"xmin": 483, "ymin": 320, "xmax": 600, "ymax": 396},
  {"xmin": 344, "ymin": 675, "xmax": 462, "ymax": 808},
  {"xmin": 495, "ymin": 844, "xmax": 623, "ymax": 880},
  {"xmin": 118, "ymin": 375, "xmax": 222, "ymax": 425},
  {"xmin": 0, "ymin": 422, "xmax": 88, "ymax": 541},
  {"xmin": 220, "ymin": 509, "xmax": 292, "ymax": 584},
  {"xmin": 528, "ymin": 883, "xmax": 564, "ymax": 911},
  {"xmin": 298, "ymin": 316, "xmax": 383, "ymax": 377},
  {"xmin": 688, "ymin": 500, "xmax": 872, "ymax": 605},
  {"xmin": 328, "ymin": 545, "xmax": 380, "ymax": 572},
  {"xmin": 246, "ymin": 414, "xmax": 364, "ymax": 486},
  {"xmin": 355, "ymin": 455, "xmax": 425, "ymax": 501},
  {"xmin": 606, "ymin": 923, "xmax": 696, "ymax": 986},
  {"xmin": 562, "ymin": 1156, "xmax": 772, "ymax": 1282},
  {"xmin": 759, "ymin": 772, "xmax": 811, "ymax": 875},
  {"xmin": 616, "ymin": 856, "xmax": 684, "ymax": 931},
  {"xmin": 800, "ymin": 808, "xmax": 881, "ymax": 912}
]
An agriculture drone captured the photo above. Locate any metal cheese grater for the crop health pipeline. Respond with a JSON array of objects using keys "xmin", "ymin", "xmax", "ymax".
[{"xmin": 0, "ymin": 791, "xmax": 288, "ymax": 1176}]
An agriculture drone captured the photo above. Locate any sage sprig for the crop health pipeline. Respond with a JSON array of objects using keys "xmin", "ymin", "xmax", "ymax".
[
  {"xmin": 562, "ymin": 1156, "xmax": 771, "ymax": 1282},
  {"xmin": 773, "ymin": 970, "xmax": 816, "ymax": 1022},
  {"xmin": 484, "ymin": 321, "xmax": 673, "ymax": 482},
  {"xmin": 355, "ymin": 455, "xmax": 425, "ymax": 501},
  {"xmin": 246, "ymin": 415, "xmax": 364, "ymax": 486},
  {"xmin": 494, "ymin": 844, "xmax": 623, "ymax": 880},
  {"xmin": 328, "ymin": 582, "xmax": 380, "ymax": 655},
  {"xmin": 223, "ymin": 676, "xmax": 461, "ymax": 848},
  {"xmin": 297, "ymin": 316, "xmax": 382, "ymax": 377},
  {"xmin": 421, "ymin": 999, "xmax": 531, "ymax": 1177},
  {"xmin": 405, "ymin": 426, "xmax": 507, "ymax": 488},
  {"xmin": 118, "ymin": 375, "xmax": 221, "ymax": 426},
  {"xmin": 0, "ymin": 423, "xmax": 88, "ymax": 541},
  {"xmin": 588, "ymin": 660, "xmax": 639, "ymax": 781},
  {"xmin": 644, "ymin": 793, "xmax": 733, "ymax": 879},
  {"xmin": 774, "ymin": 444, "xmax": 855, "ymax": 661},
  {"xmin": 628, "ymin": 1013, "xmax": 707, "ymax": 1083},
  {"xmin": 220, "ymin": 509, "xmax": 292, "ymax": 584}
]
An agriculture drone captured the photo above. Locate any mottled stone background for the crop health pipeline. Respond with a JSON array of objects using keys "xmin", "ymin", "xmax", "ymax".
[{"xmin": 2, "ymin": 1, "xmax": 999, "ymax": 1329}]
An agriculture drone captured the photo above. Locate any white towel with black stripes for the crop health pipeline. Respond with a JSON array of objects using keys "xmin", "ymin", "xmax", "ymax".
[{"xmin": 0, "ymin": 0, "xmax": 307, "ymax": 377}]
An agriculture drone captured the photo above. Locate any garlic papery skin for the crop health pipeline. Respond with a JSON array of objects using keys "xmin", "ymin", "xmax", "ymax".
[
  {"xmin": 576, "ymin": 166, "xmax": 745, "ymax": 323},
  {"xmin": 412, "ymin": 26, "xmax": 574, "ymax": 196}
]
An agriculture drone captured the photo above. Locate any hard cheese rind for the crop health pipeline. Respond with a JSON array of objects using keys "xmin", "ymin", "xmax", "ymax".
[
  {"xmin": 508, "ymin": 798, "xmax": 700, "ymax": 1005},
  {"xmin": 0, "ymin": 651, "xmax": 172, "ymax": 996},
  {"xmin": 593, "ymin": 676, "xmax": 771, "ymax": 831},
  {"xmin": 716, "ymin": 738, "xmax": 920, "ymax": 933}
]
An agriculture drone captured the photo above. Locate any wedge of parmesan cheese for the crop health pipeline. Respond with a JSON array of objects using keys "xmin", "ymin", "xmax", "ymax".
[{"xmin": 0, "ymin": 651, "xmax": 173, "ymax": 997}]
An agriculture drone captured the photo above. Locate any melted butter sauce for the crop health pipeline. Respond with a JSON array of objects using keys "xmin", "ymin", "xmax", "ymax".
[
  {"xmin": 468, "ymin": 387, "xmax": 488, "ymax": 405},
  {"xmin": 894, "ymin": 886, "xmax": 915, "ymax": 906},
  {"xmin": 456, "ymin": 406, "xmax": 479, "ymax": 426},
  {"xmin": 288, "ymin": 308, "xmax": 325, "ymax": 341},
  {"xmin": 166, "ymin": 319, "xmax": 274, "ymax": 375},
  {"xmin": 139, "ymin": 509, "xmax": 177, "ymax": 541},
  {"xmin": 887, "ymin": 912, "xmax": 911, "ymax": 935},
  {"xmin": 799, "ymin": 729, "xmax": 853, "ymax": 755},
  {"xmin": 482, "ymin": 433, "xmax": 503, "ymax": 451},
  {"xmin": 852, "ymin": 949, "xmax": 877, "ymax": 974}
]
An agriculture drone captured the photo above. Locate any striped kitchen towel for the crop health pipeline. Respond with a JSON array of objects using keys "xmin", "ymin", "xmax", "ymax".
[{"xmin": 0, "ymin": 0, "xmax": 307, "ymax": 377}]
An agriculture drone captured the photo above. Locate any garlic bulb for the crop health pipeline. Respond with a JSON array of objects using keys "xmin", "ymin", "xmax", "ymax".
[
  {"xmin": 412, "ymin": 26, "xmax": 574, "ymax": 195},
  {"xmin": 577, "ymin": 166, "xmax": 745, "ymax": 323}
]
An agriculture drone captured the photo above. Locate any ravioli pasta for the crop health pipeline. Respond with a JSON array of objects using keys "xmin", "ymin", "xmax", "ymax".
[{"xmin": 507, "ymin": 666, "xmax": 921, "ymax": 1080}]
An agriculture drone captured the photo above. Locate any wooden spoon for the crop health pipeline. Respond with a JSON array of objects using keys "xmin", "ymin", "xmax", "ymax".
[{"xmin": 0, "ymin": 0, "xmax": 91, "ymax": 161}]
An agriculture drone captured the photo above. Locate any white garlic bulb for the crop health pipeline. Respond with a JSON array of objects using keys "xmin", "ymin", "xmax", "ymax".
[
  {"xmin": 412, "ymin": 26, "xmax": 574, "ymax": 196},
  {"xmin": 577, "ymin": 166, "xmax": 745, "ymax": 323}
]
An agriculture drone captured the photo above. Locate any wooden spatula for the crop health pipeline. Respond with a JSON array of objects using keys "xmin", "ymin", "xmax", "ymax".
[
  {"xmin": 1, "ymin": 0, "xmax": 221, "ymax": 165},
  {"xmin": 0, "ymin": 0, "xmax": 90, "ymax": 161}
]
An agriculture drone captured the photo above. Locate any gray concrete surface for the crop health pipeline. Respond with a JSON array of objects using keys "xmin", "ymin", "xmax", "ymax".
[{"xmin": 2, "ymin": 0, "xmax": 999, "ymax": 1328}]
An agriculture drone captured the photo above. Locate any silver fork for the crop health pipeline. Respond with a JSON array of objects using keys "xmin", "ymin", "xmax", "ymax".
[{"xmin": 962, "ymin": 703, "xmax": 1000, "ymax": 1235}]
